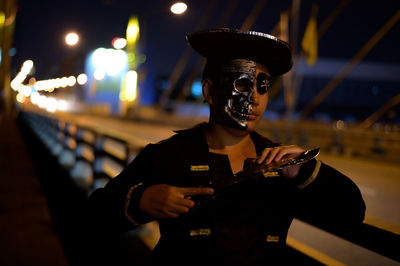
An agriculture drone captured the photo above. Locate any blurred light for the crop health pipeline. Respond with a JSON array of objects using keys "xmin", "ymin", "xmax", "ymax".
[
  {"xmin": 33, "ymin": 75, "xmax": 78, "ymax": 92},
  {"xmin": 0, "ymin": 12, "xmax": 5, "ymax": 26},
  {"xmin": 11, "ymin": 60, "xmax": 34, "ymax": 91},
  {"xmin": 20, "ymin": 85, "xmax": 32, "ymax": 97},
  {"xmin": 22, "ymin": 60, "xmax": 33, "ymax": 71},
  {"xmin": 107, "ymin": 50, "xmax": 127, "ymax": 76},
  {"xmin": 91, "ymin": 48, "xmax": 128, "ymax": 76},
  {"xmin": 126, "ymin": 16, "xmax": 139, "ymax": 44},
  {"xmin": 16, "ymin": 93, "xmax": 25, "ymax": 103},
  {"xmin": 77, "ymin": 73, "xmax": 88, "ymax": 85},
  {"xmin": 92, "ymin": 48, "xmax": 107, "ymax": 67},
  {"xmin": 65, "ymin": 32, "xmax": 79, "ymax": 46},
  {"xmin": 170, "ymin": 2, "xmax": 188, "ymax": 15},
  {"xmin": 38, "ymin": 95, "xmax": 47, "ymax": 109},
  {"xmin": 10, "ymin": 80, "xmax": 21, "ymax": 91},
  {"xmin": 94, "ymin": 69, "xmax": 105, "ymax": 80},
  {"xmin": 112, "ymin": 37, "xmax": 127, "ymax": 49},
  {"xmin": 335, "ymin": 120, "xmax": 345, "ymax": 130},
  {"xmin": 9, "ymin": 47, "xmax": 16, "ymax": 57},
  {"xmin": 68, "ymin": 76, "xmax": 76, "ymax": 86},
  {"xmin": 61, "ymin": 77, "xmax": 69, "ymax": 88},
  {"xmin": 57, "ymin": 99, "xmax": 69, "ymax": 111},
  {"xmin": 120, "ymin": 70, "xmax": 137, "ymax": 102},
  {"xmin": 191, "ymin": 79, "xmax": 202, "ymax": 97},
  {"xmin": 30, "ymin": 91, "xmax": 40, "ymax": 104},
  {"xmin": 46, "ymin": 97, "xmax": 58, "ymax": 113}
]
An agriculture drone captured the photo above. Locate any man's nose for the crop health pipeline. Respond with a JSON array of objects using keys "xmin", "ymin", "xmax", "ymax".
[{"xmin": 250, "ymin": 87, "xmax": 259, "ymax": 105}]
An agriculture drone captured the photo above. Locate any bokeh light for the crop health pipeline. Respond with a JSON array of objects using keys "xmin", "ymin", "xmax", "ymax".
[
  {"xmin": 65, "ymin": 32, "xmax": 79, "ymax": 46},
  {"xmin": 77, "ymin": 73, "xmax": 88, "ymax": 85},
  {"xmin": 170, "ymin": 2, "xmax": 187, "ymax": 15}
]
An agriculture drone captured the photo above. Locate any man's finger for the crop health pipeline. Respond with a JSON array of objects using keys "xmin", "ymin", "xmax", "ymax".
[
  {"xmin": 177, "ymin": 198, "xmax": 195, "ymax": 208},
  {"xmin": 178, "ymin": 187, "xmax": 214, "ymax": 197},
  {"xmin": 266, "ymin": 148, "xmax": 280, "ymax": 164},
  {"xmin": 257, "ymin": 148, "xmax": 272, "ymax": 164},
  {"xmin": 159, "ymin": 209, "xmax": 180, "ymax": 219},
  {"xmin": 170, "ymin": 203, "xmax": 191, "ymax": 214},
  {"xmin": 275, "ymin": 147, "xmax": 304, "ymax": 162}
]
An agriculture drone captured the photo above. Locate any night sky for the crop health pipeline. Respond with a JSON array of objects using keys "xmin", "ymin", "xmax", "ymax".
[{"xmin": 10, "ymin": 0, "xmax": 400, "ymax": 81}]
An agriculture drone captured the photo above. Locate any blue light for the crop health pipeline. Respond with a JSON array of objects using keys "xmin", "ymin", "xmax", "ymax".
[{"xmin": 191, "ymin": 79, "xmax": 202, "ymax": 98}]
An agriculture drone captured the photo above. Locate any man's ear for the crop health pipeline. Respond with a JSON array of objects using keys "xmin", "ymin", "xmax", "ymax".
[{"xmin": 202, "ymin": 78, "xmax": 213, "ymax": 105}]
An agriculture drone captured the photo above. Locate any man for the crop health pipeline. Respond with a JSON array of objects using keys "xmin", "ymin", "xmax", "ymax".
[{"xmin": 87, "ymin": 28, "xmax": 365, "ymax": 265}]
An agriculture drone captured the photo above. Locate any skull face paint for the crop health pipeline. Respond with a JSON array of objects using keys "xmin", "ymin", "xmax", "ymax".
[{"xmin": 213, "ymin": 59, "xmax": 271, "ymax": 130}]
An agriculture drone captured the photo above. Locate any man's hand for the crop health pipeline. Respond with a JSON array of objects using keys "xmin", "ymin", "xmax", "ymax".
[
  {"xmin": 257, "ymin": 145, "xmax": 305, "ymax": 179},
  {"xmin": 139, "ymin": 184, "xmax": 214, "ymax": 219}
]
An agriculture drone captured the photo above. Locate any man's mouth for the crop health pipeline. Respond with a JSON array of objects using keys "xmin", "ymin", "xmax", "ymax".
[
  {"xmin": 248, "ymin": 113, "xmax": 258, "ymax": 120},
  {"xmin": 229, "ymin": 108, "xmax": 249, "ymax": 121}
]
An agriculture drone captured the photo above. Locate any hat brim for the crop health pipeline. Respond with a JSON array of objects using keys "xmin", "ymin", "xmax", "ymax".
[{"xmin": 187, "ymin": 28, "xmax": 293, "ymax": 77}]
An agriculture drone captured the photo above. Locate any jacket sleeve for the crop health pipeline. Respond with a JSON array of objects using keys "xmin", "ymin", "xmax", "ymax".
[
  {"xmin": 292, "ymin": 159, "xmax": 366, "ymax": 233},
  {"xmin": 86, "ymin": 143, "xmax": 160, "ymax": 234}
]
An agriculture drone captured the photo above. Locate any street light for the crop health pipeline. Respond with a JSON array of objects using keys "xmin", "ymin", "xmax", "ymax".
[
  {"xmin": 170, "ymin": 2, "xmax": 188, "ymax": 15},
  {"xmin": 65, "ymin": 32, "xmax": 79, "ymax": 46}
]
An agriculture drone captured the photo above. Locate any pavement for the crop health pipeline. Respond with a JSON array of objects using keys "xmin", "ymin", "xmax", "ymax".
[{"xmin": 0, "ymin": 115, "xmax": 69, "ymax": 266}]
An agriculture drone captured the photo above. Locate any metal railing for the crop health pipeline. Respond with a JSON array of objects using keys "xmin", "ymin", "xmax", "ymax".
[{"xmin": 19, "ymin": 110, "xmax": 400, "ymax": 264}]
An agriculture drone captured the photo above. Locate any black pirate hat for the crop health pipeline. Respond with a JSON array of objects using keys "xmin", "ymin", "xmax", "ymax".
[{"xmin": 186, "ymin": 28, "xmax": 293, "ymax": 77}]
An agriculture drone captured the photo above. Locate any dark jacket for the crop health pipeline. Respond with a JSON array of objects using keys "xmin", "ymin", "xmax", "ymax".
[{"xmin": 86, "ymin": 123, "xmax": 365, "ymax": 265}]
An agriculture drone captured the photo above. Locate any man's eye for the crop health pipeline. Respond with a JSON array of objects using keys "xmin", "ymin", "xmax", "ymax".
[
  {"xmin": 234, "ymin": 78, "xmax": 253, "ymax": 93},
  {"xmin": 256, "ymin": 73, "xmax": 271, "ymax": 95}
]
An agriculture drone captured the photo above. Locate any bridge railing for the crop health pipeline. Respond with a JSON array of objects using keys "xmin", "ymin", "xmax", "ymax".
[{"xmin": 19, "ymin": 110, "xmax": 400, "ymax": 264}]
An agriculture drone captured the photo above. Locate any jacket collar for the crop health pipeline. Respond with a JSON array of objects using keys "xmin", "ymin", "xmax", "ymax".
[{"xmin": 174, "ymin": 122, "xmax": 277, "ymax": 156}]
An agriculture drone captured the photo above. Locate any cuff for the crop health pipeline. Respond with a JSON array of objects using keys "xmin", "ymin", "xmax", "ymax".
[
  {"xmin": 124, "ymin": 182, "xmax": 153, "ymax": 225},
  {"xmin": 292, "ymin": 159, "xmax": 321, "ymax": 190}
]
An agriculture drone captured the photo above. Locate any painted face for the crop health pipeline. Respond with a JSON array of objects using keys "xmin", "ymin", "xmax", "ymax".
[{"xmin": 213, "ymin": 59, "xmax": 271, "ymax": 130}]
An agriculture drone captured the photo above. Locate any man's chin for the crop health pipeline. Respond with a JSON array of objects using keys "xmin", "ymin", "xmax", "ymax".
[
  {"xmin": 244, "ymin": 121, "xmax": 257, "ymax": 132},
  {"xmin": 219, "ymin": 118, "xmax": 259, "ymax": 133}
]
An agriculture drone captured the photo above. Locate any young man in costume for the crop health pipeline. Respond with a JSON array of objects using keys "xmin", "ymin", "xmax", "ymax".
[{"xmin": 87, "ymin": 28, "xmax": 365, "ymax": 265}]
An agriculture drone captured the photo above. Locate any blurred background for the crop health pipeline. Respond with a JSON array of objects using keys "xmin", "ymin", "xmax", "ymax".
[
  {"xmin": 1, "ymin": 0, "xmax": 400, "ymax": 265},
  {"xmin": 3, "ymin": 0, "xmax": 400, "ymax": 123}
]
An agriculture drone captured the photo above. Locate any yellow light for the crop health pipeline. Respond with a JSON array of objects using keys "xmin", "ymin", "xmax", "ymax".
[
  {"xmin": 170, "ymin": 2, "xmax": 188, "ymax": 15},
  {"xmin": 65, "ymin": 32, "xmax": 79, "ymax": 46},
  {"xmin": 77, "ymin": 73, "xmax": 88, "ymax": 85},
  {"xmin": 11, "ymin": 60, "xmax": 34, "ymax": 91},
  {"xmin": 120, "ymin": 70, "xmax": 137, "ymax": 102},
  {"xmin": 126, "ymin": 16, "xmax": 139, "ymax": 44},
  {"xmin": 16, "ymin": 93, "xmax": 25, "ymax": 103},
  {"xmin": 61, "ymin": 77, "xmax": 69, "ymax": 88},
  {"xmin": 68, "ymin": 76, "xmax": 76, "ymax": 86},
  {"xmin": 0, "ymin": 12, "xmax": 5, "ymax": 26}
]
